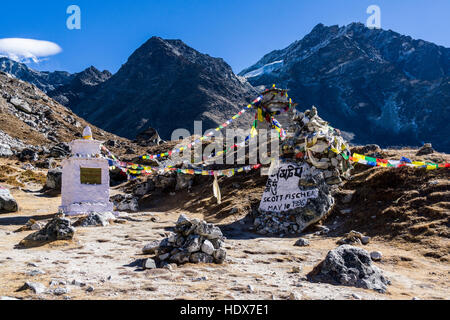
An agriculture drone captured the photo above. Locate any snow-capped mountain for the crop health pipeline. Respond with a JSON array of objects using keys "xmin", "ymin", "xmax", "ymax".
[
  {"xmin": 240, "ymin": 23, "xmax": 450, "ymax": 152},
  {"xmin": 0, "ymin": 57, "xmax": 73, "ymax": 92}
]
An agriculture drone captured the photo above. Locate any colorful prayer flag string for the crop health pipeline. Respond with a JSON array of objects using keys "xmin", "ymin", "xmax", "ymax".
[
  {"xmin": 349, "ymin": 153, "xmax": 449, "ymax": 170},
  {"xmin": 139, "ymin": 95, "xmax": 264, "ymax": 161}
]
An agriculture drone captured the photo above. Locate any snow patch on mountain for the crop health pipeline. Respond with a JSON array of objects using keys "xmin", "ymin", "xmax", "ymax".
[{"xmin": 241, "ymin": 60, "xmax": 283, "ymax": 79}]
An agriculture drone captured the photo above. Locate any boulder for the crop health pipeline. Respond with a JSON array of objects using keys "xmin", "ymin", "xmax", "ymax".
[
  {"xmin": 142, "ymin": 240, "xmax": 160, "ymax": 254},
  {"xmin": 256, "ymin": 162, "xmax": 334, "ymax": 234},
  {"xmin": 213, "ymin": 248, "xmax": 227, "ymax": 264},
  {"xmin": 16, "ymin": 219, "xmax": 43, "ymax": 232},
  {"xmin": 49, "ymin": 143, "xmax": 70, "ymax": 158},
  {"xmin": 44, "ymin": 168, "xmax": 62, "ymax": 193},
  {"xmin": 194, "ymin": 221, "xmax": 223, "ymax": 240},
  {"xmin": 310, "ymin": 245, "xmax": 390, "ymax": 293},
  {"xmin": 416, "ymin": 143, "xmax": 434, "ymax": 156},
  {"xmin": 0, "ymin": 143, "xmax": 13, "ymax": 157},
  {"xmin": 24, "ymin": 217, "xmax": 75, "ymax": 242},
  {"xmin": 143, "ymin": 258, "xmax": 157, "ymax": 269},
  {"xmin": 190, "ymin": 252, "xmax": 214, "ymax": 264},
  {"xmin": 10, "ymin": 97, "xmax": 32, "ymax": 113},
  {"xmin": 18, "ymin": 282, "xmax": 46, "ymax": 294},
  {"xmin": 294, "ymin": 238, "xmax": 310, "ymax": 247},
  {"xmin": 0, "ymin": 187, "xmax": 18, "ymax": 213},
  {"xmin": 135, "ymin": 127, "xmax": 163, "ymax": 146},
  {"xmin": 154, "ymin": 173, "xmax": 177, "ymax": 190},
  {"xmin": 359, "ymin": 144, "xmax": 381, "ymax": 155},
  {"xmin": 35, "ymin": 158, "xmax": 56, "ymax": 169},
  {"xmin": 169, "ymin": 251, "xmax": 190, "ymax": 264},
  {"xmin": 185, "ymin": 235, "xmax": 202, "ymax": 253},
  {"xmin": 133, "ymin": 179, "xmax": 155, "ymax": 196},
  {"xmin": 111, "ymin": 194, "xmax": 139, "ymax": 212},
  {"xmin": 370, "ymin": 251, "xmax": 383, "ymax": 261},
  {"xmin": 73, "ymin": 212, "xmax": 116, "ymax": 227},
  {"xmin": 336, "ymin": 230, "xmax": 364, "ymax": 245},
  {"xmin": 19, "ymin": 148, "xmax": 39, "ymax": 162}
]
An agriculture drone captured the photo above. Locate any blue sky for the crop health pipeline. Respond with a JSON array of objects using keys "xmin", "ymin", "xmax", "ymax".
[{"xmin": 0, "ymin": 0, "xmax": 449, "ymax": 74}]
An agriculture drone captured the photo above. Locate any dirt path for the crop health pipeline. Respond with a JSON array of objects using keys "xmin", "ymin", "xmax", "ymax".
[{"xmin": 0, "ymin": 188, "xmax": 448, "ymax": 300}]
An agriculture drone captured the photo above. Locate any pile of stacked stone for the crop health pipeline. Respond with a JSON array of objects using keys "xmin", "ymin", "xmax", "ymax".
[
  {"xmin": 253, "ymin": 95, "xmax": 353, "ymax": 235},
  {"xmin": 73, "ymin": 212, "xmax": 117, "ymax": 227},
  {"xmin": 143, "ymin": 214, "xmax": 227, "ymax": 267},
  {"xmin": 282, "ymin": 106, "xmax": 352, "ymax": 185}
]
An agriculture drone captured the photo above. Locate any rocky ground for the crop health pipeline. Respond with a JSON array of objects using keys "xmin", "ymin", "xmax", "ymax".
[{"xmin": 0, "ymin": 146, "xmax": 449, "ymax": 300}]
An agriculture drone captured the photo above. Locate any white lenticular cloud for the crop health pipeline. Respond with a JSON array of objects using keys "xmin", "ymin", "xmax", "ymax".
[{"xmin": 0, "ymin": 38, "xmax": 62, "ymax": 63}]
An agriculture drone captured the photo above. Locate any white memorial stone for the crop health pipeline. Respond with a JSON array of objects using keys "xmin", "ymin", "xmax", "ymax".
[
  {"xmin": 59, "ymin": 126, "xmax": 113, "ymax": 216},
  {"xmin": 256, "ymin": 161, "xmax": 334, "ymax": 234},
  {"xmin": 259, "ymin": 162, "xmax": 319, "ymax": 213}
]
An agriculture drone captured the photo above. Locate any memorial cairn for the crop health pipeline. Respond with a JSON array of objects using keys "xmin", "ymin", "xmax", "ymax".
[
  {"xmin": 142, "ymin": 214, "xmax": 227, "ymax": 268},
  {"xmin": 254, "ymin": 89, "xmax": 352, "ymax": 235}
]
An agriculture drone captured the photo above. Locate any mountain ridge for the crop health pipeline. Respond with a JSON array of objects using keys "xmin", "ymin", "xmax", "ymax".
[
  {"xmin": 239, "ymin": 22, "xmax": 450, "ymax": 152},
  {"xmin": 67, "ymin": 36, "xmax": 257, "ymax": 140}
]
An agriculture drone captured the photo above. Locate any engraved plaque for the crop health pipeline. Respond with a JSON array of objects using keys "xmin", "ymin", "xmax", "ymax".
[{"xmin": 80, "ymin": 167, "xmax": 102, "ymax": 185}]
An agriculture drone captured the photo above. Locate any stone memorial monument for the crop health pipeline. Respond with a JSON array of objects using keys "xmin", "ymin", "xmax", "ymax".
[
  {"xmin": 256, "ymin": 161, "xmax": 334, "ymax": 235},
  {"xmin": 59, "ymin": 126, "xmax": 113, "ymax": 216},
  {"xmin": 255, "ymin": 86, "xmax": 352, "ymax": 235}
]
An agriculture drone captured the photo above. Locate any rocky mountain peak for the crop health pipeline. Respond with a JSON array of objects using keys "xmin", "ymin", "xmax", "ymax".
[
  {"xmin": 67, "ymin": 36, "xmax": 256, "ymax": 140},
  {"xmin": 0, "ymin": 57, "xmax": 73, "ymax": 92},
  {"xmin": 73, "ymin": 66, "xmax": 112, "ymax": 86}
]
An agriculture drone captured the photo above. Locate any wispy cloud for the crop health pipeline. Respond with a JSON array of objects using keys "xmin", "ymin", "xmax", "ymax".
[{"xmin": 0, "ymin": 38, "xmax": 62, "ymax": 64}]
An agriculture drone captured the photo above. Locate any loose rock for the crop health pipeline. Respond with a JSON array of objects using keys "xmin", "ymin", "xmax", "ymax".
[
  {"xmin": 18, "ymin": 282, "xmax": 46, "ymax": 294},
  {"xmin": 73, "ymin": 212, "xmax": 116, "ymax": 227},
  {"xmin": 111, "ymin": 194, "xmax": 139, "ymax": 212},
  {"xmin": 43, "ymin": 168, "xmax": 62, "ymax": 195},
  {"xmin": 416, "ymin": 143, "xmax": 434, "ymax": 156},
  {"xmin": 0, "ymin": 186, "xmax": 18, "ymax": 213},
  {"xmin": 309, "ymin": 245, "xmax": 390, "ymax": 293},
  {"xmin": 370, "ymin": 251, "xmax": 383, "ymax": 261},
  {"xmin": 337, "ymin": 230, "xmax": 364, "ymax": 245},
  {"xmin": 294, "ymin": 238, "xmax": 310, "ymax": 247},
  {"xmin": 53, "ymin": 287, "xmax": 69, "ymax": 296},
  {"xmin": 143, "ymin": 258, "xmax": 157, "ymax": 269},
  {"xmin": 142, "ymin": 240, "xmax": 160, "ymax": 254}
]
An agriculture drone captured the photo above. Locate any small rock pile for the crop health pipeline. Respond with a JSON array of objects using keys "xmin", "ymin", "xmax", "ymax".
[
  {"xmin": 143, "ymin": 214, "xmax": 227, "ymax": 267},
  {"xmin": 282, "ymin": 106, "xmax": 352, "ymax": 185},
  {"xmin": 23, "ymin": 216, "xmax": 75, "ymax": 242},
  {"xmin": 309, "ymin": 245, "xmax": 390, "ymax": 293}
]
